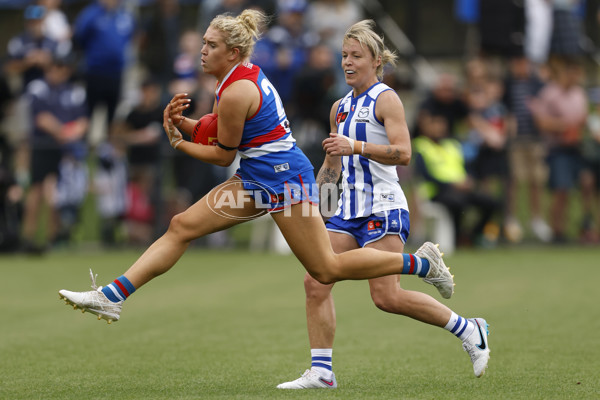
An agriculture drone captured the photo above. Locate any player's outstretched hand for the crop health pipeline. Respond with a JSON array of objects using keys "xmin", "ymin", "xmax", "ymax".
[{"xmin": 166, "ymin": 93, "xmax": 191, "ymax": 127}]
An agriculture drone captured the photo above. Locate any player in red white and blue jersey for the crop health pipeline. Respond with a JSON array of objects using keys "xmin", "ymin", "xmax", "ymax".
[
  {"xmin": 213, "ymin": 60, "xmax": 316, "ymax": 211},
  {"xmin": 277, "ymin": 20, "xmax": 491, "ymax": 390},
  {"xmin": 57, "ymin": 11, "xmax": 462, "ymax": 381}
]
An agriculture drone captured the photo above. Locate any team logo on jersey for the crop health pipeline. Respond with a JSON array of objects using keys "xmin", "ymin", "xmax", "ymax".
[
  {"xmin": 380, "ymin": 193, "xmax": 395, "ymax": 202},
  {"xmin": 358, "ymin": 107, "xmax": 370, "ymax": 118},
  {"xmin": 336, "ymin": 112, "xmax": 349, "ymax": 124},
  {"xmin": 274, "ymin": 163, "xmax": 290, "ymax": 173}
]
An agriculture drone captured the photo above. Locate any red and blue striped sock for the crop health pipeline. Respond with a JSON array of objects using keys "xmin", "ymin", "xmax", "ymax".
[
  {"xmin": 101, "ymin": 276, "xmax": 136, "ymax": 303},
  {"xmin": 401, "ymin": 254, "xmax": 430, "ymax": 277}
]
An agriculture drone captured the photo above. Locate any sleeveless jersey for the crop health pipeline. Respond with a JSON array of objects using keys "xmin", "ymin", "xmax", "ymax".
[
  {"xmin": 215, "ymin": 63, "xmax": 312, "ymax": 185},
  {"xmin": 335, "ymin": 82, "xmax": 408, "ymax": 219}
]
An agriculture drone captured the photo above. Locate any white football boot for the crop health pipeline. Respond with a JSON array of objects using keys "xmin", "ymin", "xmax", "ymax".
[
  {"xmin": 462, "ymin": 318, "xmax": 490, "ymax": 377},
  {"xmin": 416, "ymin": 242, "xmax": 455, "ymax": 299},
  {"xmin": 59, "ymin": 269, "xmax": 122, "ymax": 324},
  {"xmin": 277, "ymin": 370, "xmax": 337, "ymax": 389}
]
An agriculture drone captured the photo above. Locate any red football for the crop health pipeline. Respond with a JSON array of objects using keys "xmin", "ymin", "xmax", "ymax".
[{"xmin": 191, "ymin": 113, "xmax": 218, "ymax": 145}]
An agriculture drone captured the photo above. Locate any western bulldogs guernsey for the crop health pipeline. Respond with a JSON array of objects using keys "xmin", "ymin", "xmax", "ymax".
[
  {"xmin": 215, "ymin": 62, "xmax": 313, "ymax": 185},
  {"xmin": 335, "ymin": 82, "xmax": 408, "ymax": 219}
]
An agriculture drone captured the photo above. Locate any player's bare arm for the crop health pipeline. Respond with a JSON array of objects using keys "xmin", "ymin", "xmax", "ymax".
[
  {"xmin": 322, "ymin": 92, "xmax": 411, "ymax": 166},
  {"xmin": 317, "ymin": 100, "xmax": 343, "ymax": 190},
  {"xmin": 363, "ymin": 90, "xmax": 411, "ymax": 165}
]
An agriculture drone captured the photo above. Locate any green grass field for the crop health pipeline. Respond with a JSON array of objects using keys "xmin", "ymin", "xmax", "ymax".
[{"xmin": 1, "ymin": 245, "xmax": 599, "ymax": 399}]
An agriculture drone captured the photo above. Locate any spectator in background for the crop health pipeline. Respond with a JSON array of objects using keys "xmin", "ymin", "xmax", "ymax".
[
  {"xmin": 138, "ymin": 0, "xmax": 180, "ymax": 96},
  {"xmin": 529, "ymin": 57, "xmax": 588, "ymax": 243},
  {"xmin": 5, "ymin": 5, "xmax": 68, "ymax": 188},
  {"xmin": 72, "ymin": 0, "xmax": 135, "ymax": 129},
  {"xmin": 114, "ymin": 77, "xmax": 164, "ymax": 244},
  {"xmin": 464, "ymin": 72, "xmax": 509, "ymax": 244},
  {"xmin": 252, "ymin": 0, "xmax": 319, "ymax": 110},
  {"xmin": 413, "ymin": 109, "xmax": 501, "ymax": 247},
  {"xmin": 305, "ymin": 0, "xmax": 362, "ymax": 51},
  {"xmin": 5, "ymin": 5, "xmax": 66, "ymax": 92},
  {"xmin": 305, "ymin": 0, "xmax": 363, "ymax": 97},
  {"xmin": 38, "ymin": 0, "xmax": 72, "ymax": 53},
  {"xmin": 21, "ymin": 54, "xmax": 89, "ymax": 254},
  {"xmin": 0, "ymin": 64, "xmax": 21, "ymax": 253},
  {"xmin": 549, "ymin": 0, "xmax": 586, "ymax": 57},
  {"xmin": 502, "ymin": 55, "xmax": 552, "ymax": 243},
  {"xmin": 412, "ymin": 73, "xmax": 469, "ymax": 139},
  {"xmin": 94, "ymin": 142, "xmax": 127, "ymax": 247},
  {"xmin": 124, "ymin": 168, "xmax": 155, "ymax": 246},
  {"xmin": 54, "ymin": 141, "xmax": 88, "ymax": 246},
  {"xmin": 524, "ymin": 0, "xmax": 553, "ymax": 66},
  {"xmin": 0, "ymin": 136, "xmax": 23, "ymax": 253},
  {"xmin": 169, "ymin": 30, "xmax": 203, "ymax": 96},
  {"xmin": 579, "ymin": 88, "xmax": 600, "ymax": 243},
  {"xmin": 0, "ymin": 63, "xmax": 14, "ymax": 135}
]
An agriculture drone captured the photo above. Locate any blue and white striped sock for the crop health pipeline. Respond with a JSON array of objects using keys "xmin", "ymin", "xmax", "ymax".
[
  {"xmin": 401, "ymin": 254, "xmax": 430, "ymax": 277},
  {"xmin": 444, "ymin": 312, "xmax": 475, "ymax": 341},
  {"xmin": 101, "ymin": 275, "xmax": 136, "ymax": 303},
  {"xmin": 310, "ymin": 348, "xmax": 333, "ymax": 380}
]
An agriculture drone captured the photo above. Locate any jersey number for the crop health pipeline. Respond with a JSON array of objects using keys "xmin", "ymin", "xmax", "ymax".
[{"xmin": 261, "ymin": 79, "xmax": 285, "ymax": 120}]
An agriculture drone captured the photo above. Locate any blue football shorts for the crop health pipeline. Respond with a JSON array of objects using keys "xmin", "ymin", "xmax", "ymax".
[
  {"xmin": 325, "ymin": 208, "xmax": 410, "ymax": 247},
  {"xmin": 234, "ymin": 168, "xmax": 319, "ymax": 213}
]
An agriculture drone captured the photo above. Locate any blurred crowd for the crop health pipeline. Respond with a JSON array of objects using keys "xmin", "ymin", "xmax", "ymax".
[{"xmin": 0, "ymin": 0, "xmax": 599, "ymax": 254}]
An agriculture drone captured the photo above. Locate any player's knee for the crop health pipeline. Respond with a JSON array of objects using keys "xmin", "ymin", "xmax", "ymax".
[
  {"xmin": 370, "ymin": 287, "xmax": 406, "ymax": 314},
  {"xmin": 303, "ymin": 256, "xmax": 343, "ymax": 285},
  {"xmin": 371, "ymin": 291, "xmax": 394, "ymax": 312},
  {"xmin": 168, "ymin": 213, "xmax": 195, "ymax": 242},
  {"xmin": 304, "ymin": 272, "xmax": 333, "ymax": 298},
  {"xmin": 306, "ymin": 269, "xmax": 337, "ymax": 285}
]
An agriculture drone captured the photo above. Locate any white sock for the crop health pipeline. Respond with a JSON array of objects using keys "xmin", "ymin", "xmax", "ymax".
[
  {"xmin": 310, "ymin": 348, "xmax": 333, "ymax": 379},
  {"xmin": 444, "ymin": 312, "xmax": 475, "ymax": 341}
]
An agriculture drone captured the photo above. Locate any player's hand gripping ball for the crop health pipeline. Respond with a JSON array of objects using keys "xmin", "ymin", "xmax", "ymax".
[{"xmin": 191, "ymin": 113, "xmax": 218, "ymax": 145}]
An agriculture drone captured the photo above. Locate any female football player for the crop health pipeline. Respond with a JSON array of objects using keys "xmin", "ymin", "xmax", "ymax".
[{"xmin": 277, "ymin": 21, "xmax": 490, "ymax": 388}]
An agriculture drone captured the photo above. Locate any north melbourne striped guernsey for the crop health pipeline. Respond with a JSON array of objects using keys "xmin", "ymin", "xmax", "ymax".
[{"xmin": 334, "ymin": 82, "xmax": 408, "ymax": 219}]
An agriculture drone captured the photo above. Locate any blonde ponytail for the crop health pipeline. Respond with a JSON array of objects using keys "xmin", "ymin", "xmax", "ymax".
[{"xmin": 210, "ymin": 9, "xmax": 269, "ymax": 60}]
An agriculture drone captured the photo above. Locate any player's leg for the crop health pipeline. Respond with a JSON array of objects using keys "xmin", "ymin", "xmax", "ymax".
[
  {"xmin": 277, "ymin": 232, "xmax": 358, "ymax": 389},
  {"xmin": 121, "ymin": 176, "xmax": 264, "ymax": 287},
  {"xmin": 59, "ymin": 176, "xmax": 266, "ymax": 322},
  {"xmin": 366, "ymin": 234, "xmax": 489, "ymax": 377},
  {"xmin": 366, "ymin": 234, "xmax": 452, "ymax": 324},
  {"xmin": 271, "ymin": 203, "xmax": 453, "ymax": 298}
]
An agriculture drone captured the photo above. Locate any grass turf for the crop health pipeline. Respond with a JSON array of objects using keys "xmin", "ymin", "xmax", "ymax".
[{"xmin": 0, "ymin": 245, "xmax": 599, "ymax": 399}]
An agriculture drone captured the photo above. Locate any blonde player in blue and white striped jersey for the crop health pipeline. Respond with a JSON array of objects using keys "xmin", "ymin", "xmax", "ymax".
[{"xmin": 277, "ymin": 20, "xmax": 490, "ymax": 389}]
